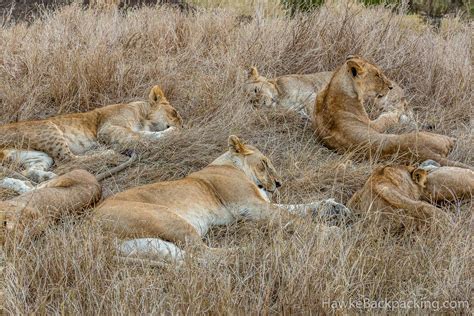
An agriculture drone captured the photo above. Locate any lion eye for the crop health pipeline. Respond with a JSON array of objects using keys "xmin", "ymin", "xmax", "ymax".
[
  {"xmin": 351, "ymin": 67, "xmax": 357, "ymax": 77},
  {"xmin": 254, "ymin": 88, "xmax": 259, "ymax": 93}
]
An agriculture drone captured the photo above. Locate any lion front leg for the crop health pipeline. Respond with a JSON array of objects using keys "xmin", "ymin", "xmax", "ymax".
[
  {"xmin": 375, "ymin": 185, "xmax": 449, "ymax": 224},
  {"xmin": 369, "ymin": 111, "xmax": 401, "ymax": 133},
  {"xmin": 276, "ymin": 199, "xmax": 351, "ymax": 225},
  {"xmin": 138, "ymin": 127, "xmax": 177, "ymax": 140}
]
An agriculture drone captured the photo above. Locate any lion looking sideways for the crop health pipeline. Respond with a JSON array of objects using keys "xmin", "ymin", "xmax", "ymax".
[
  {"xmin": 312, "ymin": 55, "xmax": 472, "ymax": 169},
  {"xmin": 0, "ymin": 85, "xmax": 182, "ymax": 185},
  {"xmin": 94, "ymin": 135, "xmax": 350, "ymax": 263}
]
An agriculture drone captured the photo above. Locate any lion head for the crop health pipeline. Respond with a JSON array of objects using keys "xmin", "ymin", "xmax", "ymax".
[
  {"xmin": 146, "ymin": 86, "xmax": 183, "ymax": 131},
  {"xmin": 215, "ymin": 135, "xmax": 282, "ymax": 197},
  {"xmin": 244, "ymin": 67, "xmax": 279, "ymax": 107},
  {"xmin": 344, "ymin": 55, "xmax": 393, "ymax": 101}
]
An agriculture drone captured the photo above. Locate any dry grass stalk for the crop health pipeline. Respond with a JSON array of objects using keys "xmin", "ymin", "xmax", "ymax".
[{"xmin": 0, "ymin": 2, "xmax": 472, "ymax": 313}]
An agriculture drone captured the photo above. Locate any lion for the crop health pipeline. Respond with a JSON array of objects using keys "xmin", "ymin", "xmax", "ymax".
[
  {"xmin": 312, "ymin": 55, "xmax": 471, "ymax": 169},
  {"xmin": 348, "ymin": 161, "xmax": 473, "ymax": 232},
  {"xmin": 0, "ymin": 169, "xmax": 101, "ymax": 245},
  {"xmin": 0, "ymin": 154, "xmax": 137, "ymax": 244},
  {"xmin": 0, "ymin": 85, "xmax": 182, "ymax": 184},
  {"xmin": 244, "ymin": 66, "xmax": 416, "ymax": 132},
  {"xmin": 417, "ymin": 160, "xmax": 474, "ymax": 202},
  {"xmin": 94, "ymin": 135, "xmax": 350, "ymax": 263},
  {"xmin": 347, "ymin": 164, "xmax": 448, "ymax": 232}
]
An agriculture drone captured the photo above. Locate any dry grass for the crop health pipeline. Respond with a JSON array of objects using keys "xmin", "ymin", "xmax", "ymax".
[{"xmin": 0, "ymin": 2, "xmax": 472, "ymax": 313}]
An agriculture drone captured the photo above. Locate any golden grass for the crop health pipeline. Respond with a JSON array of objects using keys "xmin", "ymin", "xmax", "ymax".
[{"xmin": 1, "ymin": 2, "xmax": 472, "ymax": 313}]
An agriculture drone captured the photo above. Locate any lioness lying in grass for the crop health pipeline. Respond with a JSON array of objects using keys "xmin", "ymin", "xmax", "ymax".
[
  {"xmin": 348, "ymin": 160, "xmax": 473, "ymax": 232},
  {"xmin": 94, "ymin": 135, "xmax": 350, "ymax": 263},
  {"xmin": 312, "ymin": 55, "xmax": 472, "ymax": 169}
]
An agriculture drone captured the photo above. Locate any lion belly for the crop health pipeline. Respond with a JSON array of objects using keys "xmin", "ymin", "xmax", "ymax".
[{"xmin": 63, "ymin": 126, "xmax": 98, "ymax": 155}]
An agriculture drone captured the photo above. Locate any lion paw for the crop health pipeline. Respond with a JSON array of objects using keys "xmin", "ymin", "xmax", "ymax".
[{"xmin": 310, "ymin": 198, "xmax": 351, "ymax": 226}]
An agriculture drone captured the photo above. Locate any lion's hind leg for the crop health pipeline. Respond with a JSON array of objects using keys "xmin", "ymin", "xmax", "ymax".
[{"xmin": 2, "ymin": 149, "xmax": 56, "ymax": 183}]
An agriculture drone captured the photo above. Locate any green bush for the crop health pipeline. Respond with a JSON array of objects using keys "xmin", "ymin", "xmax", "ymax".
[
  {"xmin": 281, "ymin": 0, "xmax": 471, "ymax": 17},
  {"xmin": 280, "ymin": 0, "xmax": 323, "ymax": 15}
]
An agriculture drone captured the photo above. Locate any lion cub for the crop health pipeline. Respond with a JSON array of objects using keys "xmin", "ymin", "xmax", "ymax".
[
  {"xmin": 417, "ymin": 160, "xmax": 474, "ymax": 202},
  {"xmin": 348, "ymin": 165, "xmax": 446, "ymax": 232},
  {"xmin": 0, "ymin": 86, "xmax": 182, "ymax": 184}
]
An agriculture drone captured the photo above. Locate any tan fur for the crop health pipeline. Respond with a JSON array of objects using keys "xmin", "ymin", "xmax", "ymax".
[
  {"xmin": 94, "ymin": 135, "xmax": 284, "ymax": 250},
  {"xmin": 0, "ymin": 169, "xmax": 101, "ymax": 244},
  {"xmin": 312, "ymin": 55, "xmax": 471, "ymax": 169},
  {"xmin": 94, "ymin": 135, "xmax": 348, "ymax": 260},
  {"xmin": 422, "ymin": 167, "xmax": 474, "ymax": 202},
  {"xmin": 0, "ymin": 85, "xmax": 183, "ymax": 161},
  {"xmin": 347, "ymin": 165, "xmax": 447, "ymax": 232},
  {"xmin": 245, "ymin": 66, "xmax": 414, "ymax": 131}
]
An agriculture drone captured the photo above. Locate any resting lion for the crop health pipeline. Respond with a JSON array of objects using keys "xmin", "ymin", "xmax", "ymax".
[
  {"xmin": 94, "ymin": 135, "xmax": 350, "ymax": 263},
  {"xmin": 0, "ymin": 154, "xmax": 137, "ymax": 244},
  {"xmin": 417, "ymin": 160, "xmax": 474, "ymax": 202},
  {"xmin": 0, "ymin": 85, "xmax": 182, "ymax": 184},
  {"xmin": 0, "ymin": 169, "xmax": 101, "ymax": 245},
  {"xmin": 348, "ymin": 164, "xmax": 442, "ymax": 231},
  {"xmin": 244, "ymin": 66, "xmax": 415, "ymax": 131},
  {"xmin": 312, "ymin": 55, "xmax": 471, "ymax": 169},
  {"xmin": 348, "ymin": 161, "xmax": 473, "ymax": 231}
]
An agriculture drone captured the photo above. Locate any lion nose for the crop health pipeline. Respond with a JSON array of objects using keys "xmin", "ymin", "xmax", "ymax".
[
  {"xmin": 388, "ymin": 84, "xmax": 393, "ymax": 90},
  {"xmin": 275, "ymin": 180, "xmax": 282, "ymax": 188}
]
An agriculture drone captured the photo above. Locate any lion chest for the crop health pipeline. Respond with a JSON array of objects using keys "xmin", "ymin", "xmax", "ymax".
[{"xmin": 178, "ymin": 206, "xmax": 234, "ymax": 236}]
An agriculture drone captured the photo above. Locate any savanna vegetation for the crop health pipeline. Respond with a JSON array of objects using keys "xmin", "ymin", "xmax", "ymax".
[{"xmin": 0, "ymin": 0, "xmax": 472, "ymax": 313}]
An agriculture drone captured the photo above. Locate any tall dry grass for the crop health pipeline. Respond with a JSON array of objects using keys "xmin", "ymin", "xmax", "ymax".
[{"xmin": 0, "ymin": 2, "xmax": 472, "ymax": 313}]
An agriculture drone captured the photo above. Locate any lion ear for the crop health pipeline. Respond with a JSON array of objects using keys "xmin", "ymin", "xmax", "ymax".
[
  {"xmin": 411, "ymin": 168, "xmax": 427, "ymax": 188},
  {"xmin": 149, "ymin": 85, "xmax": 166, "ymax": 104},
  {"xmin": 248, "ymin": 67, "xmax": 259, "ymax": 80},
  {"xmin": 346, "ymin": 59, "xmax": 365, "ymax": 77},
  {"xmin": 346, "ymin": 54, "xmax": 362, "ymax": 60},
  {"xmin": 228, "ymin": 135, "xmax": 254, "ymax": 155}
]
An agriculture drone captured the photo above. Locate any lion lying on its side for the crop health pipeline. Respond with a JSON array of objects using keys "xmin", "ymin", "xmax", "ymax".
[
  {"xmin": 312, "ymin": 55, "xmax": 471, "ymax": 169},
  {"xmin": 94, "ymin": 135, "xmax": 350, "ymax": 263},
  {"xmin": 348, "ymin": 161, "xmax": 473, "ymax": 231},
  {"xmin": 0, "ymin": 85, "xmax": 182, "ymax": 184}
]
